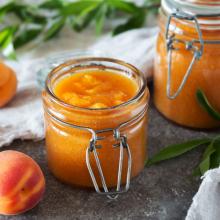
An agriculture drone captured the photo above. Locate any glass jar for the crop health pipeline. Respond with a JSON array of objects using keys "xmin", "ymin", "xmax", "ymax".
[
  {"xmin": 154, "ymin": 0, "xmax": 220, "ymax": 128},
  {"xmin": 42, "ymin": 57, "xmax": 149, "ymax": 198}
]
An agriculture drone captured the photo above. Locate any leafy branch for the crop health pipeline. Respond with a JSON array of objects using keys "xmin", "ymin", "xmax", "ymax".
[
  {"xmin": 147, "ymin": 89, "xmax": 220, "ymax": 176},
  {"xmin": 0, "ymin": 0, "xmax": 160, "ymax": 59}
]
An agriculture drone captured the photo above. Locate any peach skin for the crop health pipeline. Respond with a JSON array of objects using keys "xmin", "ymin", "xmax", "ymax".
[
  {"xmin": 0, "ymin": 150, "xmax": 45, "ymax": 215},
  {"xmin": 0, "ymin": 62, "xmax": 17, "ymax": 108}
]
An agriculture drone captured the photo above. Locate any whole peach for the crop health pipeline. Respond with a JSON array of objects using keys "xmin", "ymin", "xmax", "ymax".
[{"xmin": 0, "ymin": 150, "xmax": 45, "ymax": 215}]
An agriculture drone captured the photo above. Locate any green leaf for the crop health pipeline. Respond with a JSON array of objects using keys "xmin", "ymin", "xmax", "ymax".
[
  {"xmin": 199, "ymin": 141, "xmax": 216, "ymax": 175},
  {"xmin": 0, "ymin": 26, "xmax": 17, "ymax": 59},
  {"xmin": 71, "ymin": 5, "xmax": 100, "ymax": 32},
  {"xmin": 210, "ymin": 139, "xmax": 220, "ymax": 169},
  {"xmin": 95, "ymin": 4, "xmax": 107, "ymax": 35},
  {"xmin": 0, "ymin": 27, "xmax": 13, "ymax": 43},
  {"xmin": 61, "ymin": 1, "xmax": 100, "ymax": 16},
  {"xmin": 113, "ymin": 10, "xmax": 146, "ymax": 35},
  {"xmin": 107, "ymin": 0, "xmax": 139, "ymax": 13},
  {"xmin": 146, "ymin": 139, "xmax": 211, "ymax": 166},
  {"xmin": 14, "ymin": 5, "xmax": 47, "ymax": 24},
  {"xmin": 71, "ymin": 1, "xmax": 108, "ymax": 34},
  {"xmin": 39, "ymin": 0, "xmax": 65, "ymax": 9},
  {"xmin": 44, "ymin": 17, "xmax": 65, "ymax": 41},
  {"xmin": 14, "ymin": 26, "xmax": 42, "ymax": 49},
  {"xmin": 196, "ymin": 89, "xmax": 220, "ymax": 121},
  {"xmin": 0, "ymin": 2, "xmax": 15, "ymax": 17},
  {"xmin": 3, "ymin": 44, "xmax": 16, "ymax": 60},
  {"xmin": 193, "ymin": 136, "xmax": 220, "ymax": 176}
]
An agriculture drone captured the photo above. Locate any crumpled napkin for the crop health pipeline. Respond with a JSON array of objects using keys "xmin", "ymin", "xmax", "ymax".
[
  {"xmin": 186, "ymin": 168, "xmax": 220, "ymax": 220},
  {"xmin": 0, "ymin": 27, "xmax": 158, "ymax": 147}
]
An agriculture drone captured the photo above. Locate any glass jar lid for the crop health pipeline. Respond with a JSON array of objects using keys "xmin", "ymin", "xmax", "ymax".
[{"xmin": 162, "ymin": 0, "xmax": 220, "ymax": 15}]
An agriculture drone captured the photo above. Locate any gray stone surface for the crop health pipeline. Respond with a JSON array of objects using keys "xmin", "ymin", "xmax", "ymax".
[{"xmin": 0, "ymin": 101, "xmax": 218, "ymax": 220}]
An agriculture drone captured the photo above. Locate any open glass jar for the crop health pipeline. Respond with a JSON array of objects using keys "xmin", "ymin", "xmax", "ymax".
[
  {"xmin": 154, "ymin": 0, "xmax": 220, "ymax": 128},
  {"xmin": 42, "ymin": 57, "xmax": 149, "ymax": 199}
]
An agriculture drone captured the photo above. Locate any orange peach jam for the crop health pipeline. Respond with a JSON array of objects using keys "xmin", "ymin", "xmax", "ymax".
[
  {"xmin": 43, "ymin": 58, "xmax": 149, "ymax": 188},
  {"xmin": 53, "ymin": 70, "xmax": 138, "ymax": 109},
  {"xmin": 154, "ymin": 2, "xmax": 220, "ymax": 129}
]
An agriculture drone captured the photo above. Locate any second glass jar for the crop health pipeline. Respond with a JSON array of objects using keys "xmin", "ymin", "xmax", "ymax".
[{"xmin": 154, "ymin": 0, "xmax": 220, "ymax": 129}]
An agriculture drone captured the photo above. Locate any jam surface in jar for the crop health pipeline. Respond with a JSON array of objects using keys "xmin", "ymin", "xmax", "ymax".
[
  {"xmin": 43, "ymin": 58, "xmax": 149, "ymax": 189},
  {"xmin": 54, "ymin": 70, "xmax": 138, "ymax": 109}
]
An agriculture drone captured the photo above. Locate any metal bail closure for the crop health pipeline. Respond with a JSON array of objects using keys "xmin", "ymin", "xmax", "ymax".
[
  {"xmin": 86, "ymin": 128, "xmax": 132, "ymax": 200},
  {"xmin": 165, "ymin": 9, "xmax": 204, "ymax": 99}
]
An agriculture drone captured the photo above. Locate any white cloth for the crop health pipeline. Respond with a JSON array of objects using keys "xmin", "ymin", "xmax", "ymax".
[
  {"xmin": 186, "ymin": 168, "xmax": 220, "ymax": 220},
  {"xmin": 90, "ymin": 27, "xmax": 158, "ymax": 78},
  {"xmin": 0, "ymin": 27, "xmax": 158, "ymax": 147}
]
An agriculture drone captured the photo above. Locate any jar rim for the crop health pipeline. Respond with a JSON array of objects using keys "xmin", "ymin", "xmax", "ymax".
[
  {"xmin": 45, "ymin": 57, "xmax": 148, "ymax": 112},
  {"xmin": 162, "ymin": 0, "xmax": 220, "ymax": 15},
  {"xmin": 162, "ymin": 0, "xmax": 220, "ymax": 27}
]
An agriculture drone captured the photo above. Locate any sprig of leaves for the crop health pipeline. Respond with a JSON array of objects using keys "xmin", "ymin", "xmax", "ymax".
[
  {"xmin": 0, "ymin": 0, "xmax": 160, "ymax": 59},
  {"xmin": 147, "ymin": 89, "xmax": 220, "ymax": 176}
]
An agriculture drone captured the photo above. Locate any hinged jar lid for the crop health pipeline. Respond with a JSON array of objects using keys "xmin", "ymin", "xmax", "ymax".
[{"xmin": 162, "ymin": 0, "xmax": 220, "ymax": 19}]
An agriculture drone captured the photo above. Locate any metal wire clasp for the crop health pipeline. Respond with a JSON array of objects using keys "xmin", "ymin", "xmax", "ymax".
[
  {"xmin": 165, "ymin": 9, "xmax": 204, "ymax": 99},
  {"xmin": 86, "ymin": 128, "xmax": 132, "ymax": 200}
]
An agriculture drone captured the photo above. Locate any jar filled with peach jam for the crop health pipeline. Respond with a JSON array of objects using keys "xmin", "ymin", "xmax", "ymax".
[
  {"xmin": 154, "ymin": 0, "xmax": 220, "ymax": 128},
  {"xmin": 42, "ymin": 57, "xmax": 149, "ymax": 198}
]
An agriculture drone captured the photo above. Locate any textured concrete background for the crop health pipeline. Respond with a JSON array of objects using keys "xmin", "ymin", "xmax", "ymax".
[{"xmin": 0, "ymin": 89, "xmax": 218, "ymax": 220}]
